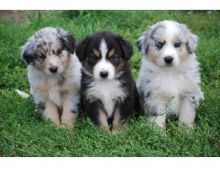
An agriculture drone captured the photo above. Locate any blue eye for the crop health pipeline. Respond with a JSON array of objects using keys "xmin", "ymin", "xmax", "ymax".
[
  {"xmin": 156, "ymin": 42, "xmax": 165, "ymax": 50},
  {"xmin": 174, "ymin": 42, "xmax": 182, "ymax": 48}
]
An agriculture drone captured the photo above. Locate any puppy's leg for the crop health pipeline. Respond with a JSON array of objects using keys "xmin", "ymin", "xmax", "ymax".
[
  {"xmin": 43, "ymin": 100, "xmax": 60, "ymax": 125},
  {"xmin": 111, "ymin": 96, "xmax": 133, "ymax": 132},
  {"xmin": 178, "ymin": 97, "xmax": 195, "ymax": 127},
  {"xmin": 111, "ymin": 109, "xmax": 121, "ymax": 133},
  {"xmin": 147, "ymin": 103, "xmax": 167, "ymax": 128},
  {"xmin": 61, "ymin": 95, "xmax": 79, "ymax": 127},
  {"xmin": 98, "ymin": 111, "xmax": 109, "ymax": 130},
  {"xmin": 85, "ymin": 101, "xmax": 109, "ymax": 130},
  {"xmin": 148, "ymin": 114, "xmax": 166, "ymax": 128}
]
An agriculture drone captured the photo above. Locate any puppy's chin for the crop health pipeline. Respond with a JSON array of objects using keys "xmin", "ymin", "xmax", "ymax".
[{"xmin": 94, "ymin": 76, "xmax": 115, "ymax": 81}]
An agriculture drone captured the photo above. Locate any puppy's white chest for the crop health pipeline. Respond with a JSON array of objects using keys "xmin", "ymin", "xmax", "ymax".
[
  {"xmin": 153, "ymin": 71, "xmax": 190, "ymax": 96},
  {"xmin": 86, "ymin": 80, "xmax": 126, "ymax": 117},
  {"xmin": 151, "ymin": 71, "xmax": 194, "ymax": 113}
]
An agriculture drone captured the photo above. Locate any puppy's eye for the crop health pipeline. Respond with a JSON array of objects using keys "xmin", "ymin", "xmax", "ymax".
[
  {"xmin": 109, "ymin": 55, "xmax": 120, "ymax": 65},
  {"xmin": 156, "ymin": 42, "xmax": 165, "ymax": 50},
  {"xmin": 88, "ymin": 55, "xmax": 100, "ymax": 65},
  {"xmin": 56, "ymin": 48, "xmax": 63, "ymax": 55},
  {"xmin": 174, "ymin": 42, "xmax": 182, "ymax": 48},
  {"xmin": 40, "ymin": 55, "xmax": 46, "ymax": 59}
]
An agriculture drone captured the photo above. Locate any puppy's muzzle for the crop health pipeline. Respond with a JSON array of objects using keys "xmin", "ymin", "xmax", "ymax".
[
  {"xmin": 164, "ymin": 56, "xmax": 173, "ymax": 65},
  {"xmin": 49, "ymin": 66, "xmax": 58, "ymax": 73}
]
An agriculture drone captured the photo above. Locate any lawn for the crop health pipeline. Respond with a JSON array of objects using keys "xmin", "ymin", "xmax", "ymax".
[{"xmin": 0, "ymin": 11, "xmax": 219, "ymax": 156}]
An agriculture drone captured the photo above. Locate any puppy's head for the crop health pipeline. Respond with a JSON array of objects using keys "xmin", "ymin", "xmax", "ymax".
[
  {"xmin": 137, "ymin": 20, "xmax": 198, "ymax": 67},
  {"xmin": 21, "ymin": 27, "xmax": 76, "ymax": 76},
  {"xmin": 76, "ymin": 31, "xmax": 133, "ymax": 80}
]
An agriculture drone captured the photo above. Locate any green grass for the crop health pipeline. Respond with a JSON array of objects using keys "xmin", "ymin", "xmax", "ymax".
[{"xmin": 0, "ymin": 11, "xmax": 219, "ymax": 156}]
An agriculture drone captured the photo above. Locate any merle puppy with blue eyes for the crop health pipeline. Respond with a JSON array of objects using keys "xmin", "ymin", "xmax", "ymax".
[
  {"xmin": 76, "ymin": 31, "xmax": 138, "ymax": 132},
  {"xmin": 137, "ymin": 20, "xmax": 203, "ymax": 128}
]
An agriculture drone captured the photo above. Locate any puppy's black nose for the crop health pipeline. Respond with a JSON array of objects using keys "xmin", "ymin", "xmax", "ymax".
[
  {"xmin": 49, "ymin": 66, "xmax": 58, "ymax": 73},
  {"xmin": 164, "ymin": 56, "xmax": 173, "ymax": 64},
  {"xmin": 100, "ymin": 71, "xmax": 109, "ymax": 78}
]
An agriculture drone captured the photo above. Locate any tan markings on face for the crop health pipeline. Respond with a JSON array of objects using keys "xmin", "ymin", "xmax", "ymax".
[
  {"xmin": 34, "ymin": 46, "xmax": 47, "ymax": 70},
  {"xmin": 93, "ymin": 49, "xmax": 101, "ymax": 57},
  {"xmin": 152, "ymin": 38, "xmax": 166, "ymax": 64},
  {"xmin": 107, "ymin": 49, "xmax": 115, "ymax": 57},
  {"xmin": 60, "ymin": 52, "xmax": 71, "ymax": 68},
  {"xmin": 171, "ymin": 34, "xmax": 190, "ymax": 63},
  {"xmin": 178, "ymin": 43, "xmax": 190, "ymax": 62},
  {"xmin": 148, "ymin": 46, "xmax": 161, "ymax": 65},
  {"xmin": 35, "ymin": 61, "xmax": 46, "ymax": 70},
  {"xmin": 171, "ymin": 33, "xmax": 179, "ymax": 44},
  {"xmin": 51, "ymin": 43, "xmax": 61, "ymax": 53},
  {"xmin": 154, "ymin": 36, "xmax": 165, "ymax": 44}
]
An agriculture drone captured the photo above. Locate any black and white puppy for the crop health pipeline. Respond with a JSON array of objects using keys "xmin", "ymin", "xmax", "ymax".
[
  {"xmin": 137, "ymin": 20, "xmax": 203, "ymax": 128},
  {"xmin": 76, "ymin": 31, "xmax": 138, "ymax": 132},
  {"xmin": 21, "ymin": 27, "xmax": 81, "ymax": 127}
]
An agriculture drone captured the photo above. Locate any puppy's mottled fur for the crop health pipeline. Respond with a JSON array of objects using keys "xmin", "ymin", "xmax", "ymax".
[
  {"xmin": 76, "ymin": 31, "xmax": 138, "ymax": 132},
  {"xmin": 21, "ymin": 27, "xmax": 81, "ymax": 126},
  {"xmin": 137, "ymin": 20, "xmax": 203, "ymax": 127}
]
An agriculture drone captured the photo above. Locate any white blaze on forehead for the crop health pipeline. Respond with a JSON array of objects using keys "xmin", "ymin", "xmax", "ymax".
[
  {"xmin": 158, "ymin": 21, "xmax": 180, "ymax": 66},
  {"xmin": 93, "ymin": 38, "xmax": 115, "ymax": 80},
  {"xmin": 99, "ymin": 39, "xmax": 108, "ymax": 58},
  {"xmin": 163, "ymin": 21, "xmax": 179, "ymax": 41}
]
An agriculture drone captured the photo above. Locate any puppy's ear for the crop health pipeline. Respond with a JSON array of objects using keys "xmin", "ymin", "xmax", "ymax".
[
  {"xmin": 75, "ymin": 37, "xmax": 89, "ymax": 61},
  {"xmin": 21, "ymin": 44, "xmax": 35, "ymax": 64},
  {"xmin": 186, "ymin": 32, "xmax": 198, "ymax": 54},
  {"xmin": 117, "ymin": 36, "xmax": 133, "ymax": 61},
  {"xmin": 136, "ymin": 38, "xmax": 143, "ymax": 51},
  {"xmin": 180, "ymin": 24, "xmax": 198, "ymax": 54},
  {"xmin": 61, "ymin": 33, "xmax": 76, "ymax": 54},
  {"xmin": 136, "ymin": 32, "xmax": 149, "ymax": 55}
]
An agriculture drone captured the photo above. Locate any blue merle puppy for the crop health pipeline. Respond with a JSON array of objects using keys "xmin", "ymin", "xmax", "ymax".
[{"xmin": 21, "ymin": 27, "xmax": 82, "ymax": 127}]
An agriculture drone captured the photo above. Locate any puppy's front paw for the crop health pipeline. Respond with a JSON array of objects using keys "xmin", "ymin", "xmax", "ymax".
[
  {"xmin": 42, "ymin": 112, "xmax": 61, "ymax": 126},
  {"xmin": 61, "ymin": 111, "xmax": 78, "ymax": 127}
]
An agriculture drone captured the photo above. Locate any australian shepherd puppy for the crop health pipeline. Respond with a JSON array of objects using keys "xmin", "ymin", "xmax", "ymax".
[
  {"xmin": 21, "ymin": 27, "xmax": 82, "ymax": 127},
  {"xmin": 76, "ymin": 31, "xmax": 138, "ymax": 132},
  {"xmin": 137, "ymin": 20, "xmax": 204, "ymax": 128}
]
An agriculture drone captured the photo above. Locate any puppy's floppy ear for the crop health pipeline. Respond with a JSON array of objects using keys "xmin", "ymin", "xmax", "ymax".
[
  {"xmin": 186, "ymin": 32, "xmax": 198, "ymax": 54},
  {"xmin": 180, "ymin": 24, "xmax": 198, "ymax": 54},
  {"xmin": 21, "ymin": 44, "xmax": 35, "ymax": 64},
  {"xmin": 117, "ymin": 36, "xmax": 133, "ymax": 61},
  {"xmin": 61, "ymin": 33, "xmax": 76, "ymax": 54},
  {"xmin": 136, "ymin": 31, "xmax": 150, "ymax": 55},
  {"xmin": 136, "ymin": 38, "xmax": 143, "ymax": 51},
  {"xmin": 75, "ymin": 37, "xmax": 89, "ymax": 61}
]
